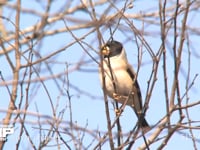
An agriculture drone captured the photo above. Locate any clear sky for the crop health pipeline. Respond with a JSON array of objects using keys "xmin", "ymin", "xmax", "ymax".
[{"xmin": 0, "ymin": 0, "xmax": 200, "ymax": 149}]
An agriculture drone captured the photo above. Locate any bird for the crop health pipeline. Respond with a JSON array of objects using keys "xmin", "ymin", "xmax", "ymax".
[{"xmin": 99, "ymin": 40, "xmax": 150, "ymax": 131}]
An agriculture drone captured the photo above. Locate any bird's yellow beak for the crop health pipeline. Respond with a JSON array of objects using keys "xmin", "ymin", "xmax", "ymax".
[{"xmin": 101, "ymin": 46, "xmax": 110, "ymax": 56}]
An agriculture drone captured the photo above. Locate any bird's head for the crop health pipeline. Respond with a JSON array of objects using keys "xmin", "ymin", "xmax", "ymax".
[{"xmin": 101, "ymin": 40, "xmax": 123, "ymax": 58}]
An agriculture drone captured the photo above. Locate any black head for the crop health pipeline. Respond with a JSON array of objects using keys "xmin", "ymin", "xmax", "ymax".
[{"xmin": 101, "ymin": 40, "xmax": 123, "ymax": 58}]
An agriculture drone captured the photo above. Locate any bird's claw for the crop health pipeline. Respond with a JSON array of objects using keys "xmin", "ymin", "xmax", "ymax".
[
  {"xmin": 113, "ymin": 93, "xmax": 121, "ymax": 100},
  {"xmin": 115, "ymin": 109, "xmax": 121, "ymax": 116}
]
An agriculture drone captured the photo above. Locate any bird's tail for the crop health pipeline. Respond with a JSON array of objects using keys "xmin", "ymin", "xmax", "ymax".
[
  {"xmin": 139, "ymin": 117, "xmax": 151, "ymax": 133},
  {"xmin": 131, "ymin": 108, "xmax": 151, "ymax": 132},
  {"xmin": 141, "ymin": 117, "xmax": 149, "ymax": 128}
]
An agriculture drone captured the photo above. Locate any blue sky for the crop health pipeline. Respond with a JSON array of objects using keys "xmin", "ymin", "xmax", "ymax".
[{"xmin": 0, "ymin": 0, "xmax": 200, "ymax": 149}]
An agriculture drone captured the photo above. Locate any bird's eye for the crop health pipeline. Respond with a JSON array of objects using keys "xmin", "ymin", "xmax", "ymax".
[{"xmin": 101, "ymin": 46, "xmax": 110, "ymax": 56}]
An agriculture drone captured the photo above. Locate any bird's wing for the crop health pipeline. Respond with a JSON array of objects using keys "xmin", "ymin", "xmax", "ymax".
[{"xmin": 126, "ymin": 65, "xmax": 143, "ymax": 112}]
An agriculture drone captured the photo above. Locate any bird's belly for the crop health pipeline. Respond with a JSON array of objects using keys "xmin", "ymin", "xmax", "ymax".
[{"xmin": 104, "ymin": 70, "xmax": 133, "ymax": 102}]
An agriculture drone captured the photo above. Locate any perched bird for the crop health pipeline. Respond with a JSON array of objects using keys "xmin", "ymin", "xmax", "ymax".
[{"xmin": 99, "ymin": 40, "xmax": 149, "ymax": 130}]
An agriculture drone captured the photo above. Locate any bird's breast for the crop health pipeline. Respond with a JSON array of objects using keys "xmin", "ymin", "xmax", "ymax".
[{"xmin": 101, "ymin": 66, "xmax": 133, "ymax": 99}]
